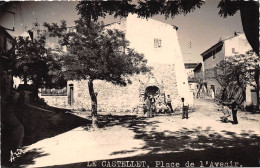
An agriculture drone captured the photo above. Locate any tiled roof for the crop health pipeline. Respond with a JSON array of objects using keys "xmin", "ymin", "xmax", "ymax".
[{"xmin": 201, "ymin": 32, "xmax": 243, "ymax": 56}]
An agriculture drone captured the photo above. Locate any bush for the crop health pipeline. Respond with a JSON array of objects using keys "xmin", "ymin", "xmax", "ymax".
[{"xmin": 245, "ymin": 104, "xmax": 258, "ymax": 112}]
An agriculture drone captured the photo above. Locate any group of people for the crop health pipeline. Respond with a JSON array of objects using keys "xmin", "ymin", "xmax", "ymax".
[
  {"xmin": 143, "ymin": 94, "xmax": 174, "ymax": 118},
  {"xmin": 220, "ymin": 97, "xmax": 238, "ymax": 124}
]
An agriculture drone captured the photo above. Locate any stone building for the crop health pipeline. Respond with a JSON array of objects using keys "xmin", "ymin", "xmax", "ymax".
[
  {"xmin": 41, "ymin": 14, "xmax": 192, "ymax": 112},
  {"xmin": 198, "ymin": 32, "xmax": 257, "ymax": 105},
  {"xmin": 184, "ymin": 63, "xmax": 199, "ymax": 79},
  {"xmin": 184, "ymin": 63, "xmax": 200, "ymax": 96}
]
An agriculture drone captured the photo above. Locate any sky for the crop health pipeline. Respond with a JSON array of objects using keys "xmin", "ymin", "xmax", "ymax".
[{"xmin": 0, "ymin": 1, "xmax": 244, "ymax": 63}]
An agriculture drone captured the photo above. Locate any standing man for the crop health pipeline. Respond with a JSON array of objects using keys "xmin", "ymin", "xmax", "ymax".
[
  {"xmin": 166, "ymin": 95, "xmax": 174, "ymax": 113},
  {"xmin": 231, "ymin": 97, "xmax": 238, "ymax": 124},
  {"xmin": 144, "ymin": 96, "xmax": 151, "ymax": 117},
  {"xmin": 150, "ymin": 95, "xmax": 156, "ymax": 117},
  {"xmin": 182, "ymin": 98, "xmax": 189, "ymax": 119}
]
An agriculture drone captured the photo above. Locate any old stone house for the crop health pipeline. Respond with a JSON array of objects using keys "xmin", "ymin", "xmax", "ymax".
[
  {"xmin": 184, "ymin": 63, "xmax": 199, "ymax": 79},
  {"xmin": 184, "ymin": 63, "xmax": 200, "ymax": 95},
  {"xmin": 40, "ymin": 14, "xmax": 192, "ymax": 112},
  {"xmin": 197, "ymin": 32, "xmax": 257, "ymax": 106}
]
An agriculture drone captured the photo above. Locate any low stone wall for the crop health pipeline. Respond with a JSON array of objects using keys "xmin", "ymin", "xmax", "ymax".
[
  {"xmin": 67, "ymin": 64, "xmax": 184, "ymax": 112},
  {"xmin": 39, "ymin": 63, "xmax": 191, "ymax": 112},
  {"xmin": 39, "ymin": 95, "xmax": 68, "ymax": 108}
]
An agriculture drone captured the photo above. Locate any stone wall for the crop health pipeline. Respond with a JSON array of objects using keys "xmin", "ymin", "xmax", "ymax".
[
  {"xmin": 39, "ymin": 15, "xmax": 191, "ymax": 111},
  {"xmin": 39, "ymin": 95, "xmax": 68, "ymax": 108},
  {"xmin": 40, "ymin": 64, "xmax": 184, "ymax": 112},
  {"xmin": 40, "ymin": 63, "xmax": 184, "ymax": 112},
  {"xmin": 65, "ymin": 63, "xmax": 183, "ymax": 112}
]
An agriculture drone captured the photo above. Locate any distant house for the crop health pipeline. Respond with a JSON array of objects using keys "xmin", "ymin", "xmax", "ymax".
[
  {"xmin": 39, "ymin": 14, "xmax": 193, "ymax": 112},
  {"xmin": 198, "ymin": 32, "xmax": 257, "ymax": 105},
  {"xmin": 184, "ymin": 63, "xmax": 199, "ymax": 79},
  {"xmin": 0, "ymin": 26, "xmax": 14, "ymax": 101},
  {"xmin": 193, "ymin": 63, "xmax": 203, "ymax": 83},
  {"xmin": 184, "ymin": 63, "xmax": 200, "ymax": 95}
]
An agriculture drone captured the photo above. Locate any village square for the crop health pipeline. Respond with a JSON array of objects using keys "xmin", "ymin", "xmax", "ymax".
[{"xmin": 0, "ymin": 1, "xmax": 259, "ymax": 168}]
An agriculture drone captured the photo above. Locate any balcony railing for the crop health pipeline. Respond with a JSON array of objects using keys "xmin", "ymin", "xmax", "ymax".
[{"xmin": 41, "ymin": 87, "xmax": 67, "ymax": 96}]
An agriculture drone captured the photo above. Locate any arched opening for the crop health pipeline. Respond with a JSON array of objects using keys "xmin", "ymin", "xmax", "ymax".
[{"xmin": 145, "ymin": 86, "xmax": 160, "ymax": 99}]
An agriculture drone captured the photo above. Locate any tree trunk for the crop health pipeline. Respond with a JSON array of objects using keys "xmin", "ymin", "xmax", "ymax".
[
  {"xmin": 32, "ymin": 79, "xmax": 39, "ymax": 102},
  {"xmin": 24, "ymin": 74, "xmax": 27, "ymax": 85},
  {"xmin": 88, "ymin": 79, "xmax": 98, "ymax": 128},
  {"xmin": 255, "ymin": 67, "xmax": 259, "ymax": 110},
  {"xmin": 33, "ymin": 85, "xmax": 39, "ymax": 102}
]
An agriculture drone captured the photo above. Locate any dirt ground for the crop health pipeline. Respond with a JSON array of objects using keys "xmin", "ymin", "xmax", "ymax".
[{"xmin": 9, "ymin": 98, "xmax": 260, "ymax": 167}]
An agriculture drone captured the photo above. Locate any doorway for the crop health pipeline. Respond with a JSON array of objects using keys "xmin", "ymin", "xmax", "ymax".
[
  {"xmin": 145, "ymin": 86, "xmax": 160, "ymax": 100},
  {"xmin": 211, "ymin": 85, "xmax": 215, "ymax": 99},
  {"xmin": 68, "ymin": 84, "xmax": 74, "ymax": 106}
]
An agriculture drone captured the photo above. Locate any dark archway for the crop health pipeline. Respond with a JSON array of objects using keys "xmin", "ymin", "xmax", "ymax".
[{"xmin": 145, "ymin": 86, "xmax": 160, "ymax": 99}]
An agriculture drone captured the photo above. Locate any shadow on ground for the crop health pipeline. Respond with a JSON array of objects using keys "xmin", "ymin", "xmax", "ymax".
[
  {"xmin": 15, "ymin": 104, "xmax": 90, "ymax": 146},
  {"xmin": 6, "ymin": 112, "xmax": 259, "ymax": 167},
  {"xmin": 2, "ymin": 92, "xmax": 90, "ymax": 167},
  {"xmin": 80, "ymin": 114, "xmax": 259, "ymax": 167}
]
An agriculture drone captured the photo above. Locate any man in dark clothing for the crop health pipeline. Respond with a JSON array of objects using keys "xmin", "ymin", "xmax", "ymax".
[
  {"xmin": 182, "ymin": 106, "xmax": 189, "ymax": 119},
  {"xmin": 231, "ymin": 98, "xmax": 238, "ymax": 124},
  {"xmin": 144, "ymin": 97, "xmax": 151, "ymax": 117},
  {"xmin": 166, "ymin": 95, "xmax": 174, "ymax": 113},
  {"xmin": 181, "ymin": 98, "xmax": 189, "ymax": 119},
  {"xmin": 150, "ymin": 95, "xmax": 156, "ymax": 117}
]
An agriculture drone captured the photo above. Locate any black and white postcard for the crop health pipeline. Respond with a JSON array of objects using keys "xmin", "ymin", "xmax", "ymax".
[{"xmin": 1, "ymin": 1, "xmax": 259, "ymax": 167}]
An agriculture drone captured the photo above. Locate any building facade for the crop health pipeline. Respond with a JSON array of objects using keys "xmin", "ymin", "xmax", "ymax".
[
  {"xmin": 40, "ymin": 14, "xmax": 192, "ymax": 112},
  {"xmin": 184, "ymin": 63, "xmax": 199, "ymax": 79},
  {"xmin": 199, "ymin": 32, "xmax": 257, "ymax": 105},
  {"xmin": 184, "ymin": 63, "xmax": 200, "ymax": 96}
]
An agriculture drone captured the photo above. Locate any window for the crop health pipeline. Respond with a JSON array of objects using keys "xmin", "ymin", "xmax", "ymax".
[
  {"xmin": 232, "ymin": 48, "xmax": 235, "ymax": 53},
  {"xmin": 154, "ymin": 38, "xmax": 162, "ymax": 48},
  {"xmin": 211, "ymin": 85, "xmax": 215, "ymax": 92}
]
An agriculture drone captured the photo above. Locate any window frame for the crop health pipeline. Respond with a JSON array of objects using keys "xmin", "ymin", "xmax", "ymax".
[
  {"xmin": 154, "ymin": 38, "xmax": 162, "ymax": 48},
  {"xmin": 232, "ymin": 48, "xmax": 235, "ymax": 54}
]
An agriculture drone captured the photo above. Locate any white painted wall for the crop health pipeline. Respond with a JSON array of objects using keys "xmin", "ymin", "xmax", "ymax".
[
  {"xmin": 245, "ymin": 85, "xmax": 257, "ymax": 106},
  {"xmin": 125, "ymin": 14, "xmax": 178, "ymax": 64},
  {"xmin": 125, "ymin": 14, "xmax": 191, "ymax": 105},
  {"xmin": 225, "ymin": 33, "xmax": 256, "ymax": 106},
  {"xmin": 224, "ymin": 33, "xmax": 252, "ymax": 57},
  {"xmin": 107, "ymin": 14, "xmax": 191, "ymax": 105}
]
